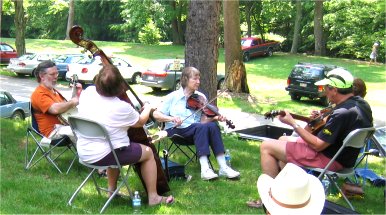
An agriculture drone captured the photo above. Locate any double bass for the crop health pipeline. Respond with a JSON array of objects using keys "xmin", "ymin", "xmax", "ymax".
[{"xmin": 69, "ymin": 25, "xmax": 170, "ymax": 194}]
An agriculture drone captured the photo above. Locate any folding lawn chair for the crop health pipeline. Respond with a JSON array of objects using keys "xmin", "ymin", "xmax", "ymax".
[
  {"xmin": 25, "ymin": 106, "xmax": 77, "ymax": 174},
  {"xmin": 306, "ymin": 127, "xmax": 375, "ymax": 211},
  {"xmin": 67, "ymin": 115, "xmax": 134, "ymax": 214}
]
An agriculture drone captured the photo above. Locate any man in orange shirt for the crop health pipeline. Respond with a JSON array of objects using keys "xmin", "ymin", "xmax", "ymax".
[{"xmin": 31, "ymin": 60, "xmax": 81, "ymax": 142}]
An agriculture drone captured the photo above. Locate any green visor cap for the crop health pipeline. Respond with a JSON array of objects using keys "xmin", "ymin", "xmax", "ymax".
[{"xmin": 315, "ymin": 68, "xmax": 354, "ymax": 89}]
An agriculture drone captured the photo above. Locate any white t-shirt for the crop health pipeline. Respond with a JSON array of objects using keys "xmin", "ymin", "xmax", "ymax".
[{"xmin": 76, "ymin": 86, "xmax": 139, "ymax": 163}]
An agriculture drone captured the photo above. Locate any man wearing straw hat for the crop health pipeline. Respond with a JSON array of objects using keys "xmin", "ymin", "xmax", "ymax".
[{"xmin": 257, "ymin": 163, "xmax": 325, "ymax": 215}]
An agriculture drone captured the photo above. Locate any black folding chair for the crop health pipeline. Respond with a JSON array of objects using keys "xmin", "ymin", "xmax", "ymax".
[{"xmin": 25, "ymin": 106, "xmax": 77, "ymax": 174}]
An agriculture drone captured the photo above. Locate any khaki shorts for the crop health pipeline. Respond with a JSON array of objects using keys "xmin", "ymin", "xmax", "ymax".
[{"xmin": 286, "ymin": 138, "xmax": 343, "ymax": 171}]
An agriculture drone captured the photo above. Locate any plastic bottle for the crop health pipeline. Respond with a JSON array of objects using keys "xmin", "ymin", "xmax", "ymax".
[
  {"xmin": 132, "ymin": 191, "xmax": 141, "ymax": 214},
  {"xmin": 225, "ymin": 149, "xmax": 231, "ymax": 167},
  {"xmin": 321, "ymin": 175, "xmax": 330, "ymax": 195}
]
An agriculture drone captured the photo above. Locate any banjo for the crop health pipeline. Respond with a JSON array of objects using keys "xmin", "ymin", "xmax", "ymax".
[{"xmin": 58, "ymin": 74, "xmax": 79, "ymax": 125}]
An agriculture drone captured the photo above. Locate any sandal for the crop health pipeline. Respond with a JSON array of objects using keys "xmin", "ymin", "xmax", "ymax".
[
  {"xmin": 149, "ymin": 195, "xmax": 174, "ymax": 206},
  {"xmin": 246, "ymin": 199, "xmax": 263, "ymax": 209}
]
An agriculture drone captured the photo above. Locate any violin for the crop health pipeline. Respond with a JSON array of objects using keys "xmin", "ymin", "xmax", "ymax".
[
  {"xmin": 69, "ymin": 25, "xmax": 170, "ymax": 194},
  {"xmin": 187, "ymin": 93, "xmax": 235, "ymax": 129}
]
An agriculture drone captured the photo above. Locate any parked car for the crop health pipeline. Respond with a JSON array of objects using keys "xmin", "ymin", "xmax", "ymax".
[
  {"xmin": 0, "ymin": 42, "xmax": 18, "ymax": 65},
  {"xmin": 6, "ymin": 53, "xmax": 59, "ymax": 77},
  {"xmin": 0, "ymin": 90, "xmax": 30, "ymax": 120},
  {"xmin": 285, "ymin": 62, "xmax": 340, "ymax": 106},
  {"xmin": 66, "ymin": 56, "xmax": 142, "ymax": 85},
  {"xmin": 241, "ymin": 37, "xmax": 280, "ymax": 62},
  {"xmin": 140, "ymin": 59, "xmax": 225, "ymax": 91},
  {"xmin": 53, "ymin": 54, "xmax": 86, "ymax": 80}
]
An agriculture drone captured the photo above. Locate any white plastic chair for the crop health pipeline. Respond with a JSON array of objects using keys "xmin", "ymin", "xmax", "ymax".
[
  {"xmin": 307, "ymin": 127, "xmax": 375, "ymax": 211},
  {"xmin": 67, "ymin": 115, "xmax": 133, "ymax": 214}
]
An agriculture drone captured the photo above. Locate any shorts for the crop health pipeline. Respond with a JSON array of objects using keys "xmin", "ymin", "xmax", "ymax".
[
  {"xmin": 91, "ymin": 142, "xmax": 142, "ymax": 166},
  {"xmin": 286, "ymin": 138, "xmax": 343, "ymax": 171}
]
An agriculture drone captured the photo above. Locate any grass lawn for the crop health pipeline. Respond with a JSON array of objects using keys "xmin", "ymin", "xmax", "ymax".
[{"xmin": 0, "ymin": 38, "xmax": 385, "ymax": 214}]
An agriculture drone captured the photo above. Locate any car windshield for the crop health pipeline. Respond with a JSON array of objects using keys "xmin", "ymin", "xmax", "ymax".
[
  {"xmin": 241, "ymin": 39, "xmax": 252, "ymax": 47},
  {"xmin": 291, "ymin": 66, "xmax": 323, "ymax": 80},
  {"xmin": 55, "ymin": 55, "xmax": 84, "ymax": 63},
  {"xmin": 19, "ymin": 54, "xmax": 35, "ymax": 60},
  {"xmin": 77, "ymin": 56, "xmax": 95, "ymax": 64}
]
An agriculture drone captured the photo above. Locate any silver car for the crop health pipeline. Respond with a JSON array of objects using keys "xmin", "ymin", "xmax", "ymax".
[
  {"xmin": 0, "ymin": 90, "xmax": 30, "ymax": 120},
  {"xmin": 6, "ymin": 53, "xmax": 58, "ymax": 77},
  {"xmin": 140, "ymin": 59, "xmax": 225, "ymax": 91}
]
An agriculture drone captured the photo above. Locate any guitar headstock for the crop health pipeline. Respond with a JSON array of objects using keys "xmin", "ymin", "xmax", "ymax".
[{"xmin": 264, "ymin": 110, "xmax": 285, "ymax": 120}]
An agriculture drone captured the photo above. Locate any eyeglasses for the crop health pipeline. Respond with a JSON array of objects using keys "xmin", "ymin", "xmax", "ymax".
[{"xmin": 45, "ymin": 72, "xmax": 59, "ymax": 77}]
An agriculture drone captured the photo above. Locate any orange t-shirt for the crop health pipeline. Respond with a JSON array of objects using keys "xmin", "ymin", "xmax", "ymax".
[{"xmin": 30, "ymin": 85, "xmax": 66, "ymax": 137}]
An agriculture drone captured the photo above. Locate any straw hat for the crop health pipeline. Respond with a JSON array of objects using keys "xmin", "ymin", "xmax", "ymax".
[{"xmin": 257, "ymin": 163, "xmax": 325, "ymax": 215}]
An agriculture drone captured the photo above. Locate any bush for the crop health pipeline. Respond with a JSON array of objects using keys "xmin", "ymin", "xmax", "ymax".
[{"xmin": 138, "ymin": 20, "xmax": 161, "ymax": 45}]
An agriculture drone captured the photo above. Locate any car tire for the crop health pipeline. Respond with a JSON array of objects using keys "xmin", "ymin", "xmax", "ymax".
[
  {"xmin": 243, "ymin": 52, "xmax": 250, "ymax": 62},
  {"xmin": 132, "ymin": 73, "xmax": 142, "ymax": 84},
  {"xmin": 290, "ymin": 94, "xmax": 301, "ymax": 101},
  {"xmin": 320, "ymin": 97, "xmax": 329, "ymax": 106},
  {"xmin": 175, "ymin": 80, "xmax": 181, "ymax": 91},
  {"xmin": 11, "ymin": 110, "xmax": 24, "ymax": 120},
  {"xmin": 151, "ymin": 87, "xmax": 162, "ymax": 92},
  {"xmin": 217, "ymin": 78, "xmax": 225, "ymax": 90},
  {"xmin": 266, "ymin": 48, "xmax": 273, "ymax": 57}
]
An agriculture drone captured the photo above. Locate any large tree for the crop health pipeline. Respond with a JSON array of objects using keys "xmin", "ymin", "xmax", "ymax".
[
  {"xmin": 223, "ymin": 0, "xmax": 249, "ymax": 93},
  {"xmin": 185, "ymin": 1, "xmax": 221, "ymax": 102},
  {"xmin": 314, "ymin": 0, "xmax": 325, "ymax": 55},
  {"xmin": 290, "ymin": 0, "xmax": 302, "ymax": 53},
  {"xmin": 65, "ymin": 0, "xmax": 75, "ymax": 40},
  {"xmin": 12, "ymin": 0, "xmax": 26, "ymax": 56}
]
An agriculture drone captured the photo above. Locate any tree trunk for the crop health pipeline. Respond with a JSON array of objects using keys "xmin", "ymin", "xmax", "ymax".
[
  {"xmin": 170, "ymin": 0, "xmax": 184, "ymax": 45},
  {"xmin": 65, "ymin": 0, "xmax": 75, "ymax": 40},
  {"xmin": 224, "ymin": 0, "xmax": 249, "ymax": 93},
  {"xmin": 185, "ymin": 1, "xmax": 221, "ymax": 102},
  {"xmin": 12, "ymin": 0, "xmax": 26, "ymax": 56},
  {"xmin": 314, "ymin": 0, "xmax": 324, "ymax": 56},
  {"xmin": 290, "ymin": 0, "xmax": 302, "ymax": 54}
]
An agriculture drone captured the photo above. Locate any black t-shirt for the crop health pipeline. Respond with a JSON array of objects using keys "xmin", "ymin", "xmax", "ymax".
[{"xmin": 318, "ymin": 96, "xmax": 373, "ymax": 168}]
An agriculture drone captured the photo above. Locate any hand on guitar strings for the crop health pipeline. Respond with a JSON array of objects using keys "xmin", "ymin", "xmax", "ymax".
[{"xmin": 278, "ymin": 110, "xmax": 296, "ymax": 127}]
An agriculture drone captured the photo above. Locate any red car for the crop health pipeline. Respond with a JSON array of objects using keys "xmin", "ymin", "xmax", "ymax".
[
  {"xmin": 241, "ymin": 37, "xmax": 280, "ymax": 62},
  {"xmin": 0, "ymin": 42, "xmax": 18, "ymax": 65}
]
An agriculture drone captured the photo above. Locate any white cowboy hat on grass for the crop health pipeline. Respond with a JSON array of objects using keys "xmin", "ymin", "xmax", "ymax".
[{"xmin": 257, "ymin": 163, "xmax": 325, "ymax": 215}]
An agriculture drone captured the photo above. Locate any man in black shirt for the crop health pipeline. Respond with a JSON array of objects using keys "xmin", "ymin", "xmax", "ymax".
[
  {"xmin": 262, "ymin": 68, "xmax": 373, "ymax": 177},
  {"xmin": 248, "ymin": 68, "xmax": 373, "ymax": 209}
]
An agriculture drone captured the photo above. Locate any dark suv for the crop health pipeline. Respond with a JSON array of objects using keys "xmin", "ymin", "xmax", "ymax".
[{"xmin": 285, "ymin": 62, "xmax": 340, "ymax": 106}]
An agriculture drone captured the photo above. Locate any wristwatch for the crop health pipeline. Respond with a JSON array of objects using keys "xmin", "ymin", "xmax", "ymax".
[{"xmin": 293, "ymin": 123, "xmax": 300, "ymax": 129}]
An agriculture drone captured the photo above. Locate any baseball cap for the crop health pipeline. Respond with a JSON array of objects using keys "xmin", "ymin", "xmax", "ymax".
[{"xmin": 315, "ymin": 68, "xmax": 353, "ymax": 89}]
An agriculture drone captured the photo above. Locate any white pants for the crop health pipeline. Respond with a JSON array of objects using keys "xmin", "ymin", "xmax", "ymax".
[{"xmin": 48, "ymin": 124, "xmax": 76, "ymax": 143}]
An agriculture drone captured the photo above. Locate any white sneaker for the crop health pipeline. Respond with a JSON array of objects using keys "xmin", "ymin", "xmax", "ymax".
[
  {"xmin": 201, "ymin": 168, "xmax": 218, "ymax": 180},
  {"xmin": 219, "ymin": 166, "xmax": 240, "ymax": 179},
  {"xmin": 39, "ymin": 137, "xmax": 52, "ymax": 147}
]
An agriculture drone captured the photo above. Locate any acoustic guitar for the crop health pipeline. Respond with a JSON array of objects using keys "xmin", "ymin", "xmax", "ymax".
[{"xmin": 264, "ymin": 106, "xmax": 333, "ymax": 134}]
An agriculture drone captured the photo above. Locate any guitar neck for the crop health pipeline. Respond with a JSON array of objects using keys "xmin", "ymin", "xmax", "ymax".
[{"xmin": 290, "ymin": 113, "xmax": 312, "ymax": 123}]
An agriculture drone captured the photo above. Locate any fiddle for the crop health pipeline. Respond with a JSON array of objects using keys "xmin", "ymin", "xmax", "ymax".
[
  {"xmin": 186, "ymin": 93, "xmax": 235, "ymax": 129},
  {"xmin": 69, "ymin": 25, "xmax": 170, "ymax": 194}
]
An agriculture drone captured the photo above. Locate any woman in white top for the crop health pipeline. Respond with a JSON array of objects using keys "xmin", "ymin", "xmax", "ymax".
[{"xmin": 77, "ymin": 64, "xmax": 174, "ymax": 206}]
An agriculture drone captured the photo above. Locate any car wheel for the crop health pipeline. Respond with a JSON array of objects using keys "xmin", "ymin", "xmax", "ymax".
[
  {"xmin": 243, "ymin": 52, "xmax": 250, "ymax": 62},
  {"xmin": 16, "ymin": 73, "xmax": 26, "ymax": 77},
  {"xmin": 175, "ymin": 80, "xmax": 181, "ymax": 90},
  {"xmin": 290, "ymin": 94, "xmax": 301, "ymax": 101},
  {"xmin": 266, "ymin": 49, "xmax": 273, "ymax": 57},
  {"xmin": 151, "ymin": 87, "xmax": 162, "ymax": 92},
  {"xmin": 132, "ymin": 73, "xmax": 142, "ymax": 84},
  {"xmin": 320, "ymin": 97, "xmax": 329, "ymax": 106},
  {"xmin": 217, "ymin": 78, "xmax": 225, "ymax": 90},
  {"xmin": 11, "ymin": 110, "xmax": 24, "ymax": 120}
]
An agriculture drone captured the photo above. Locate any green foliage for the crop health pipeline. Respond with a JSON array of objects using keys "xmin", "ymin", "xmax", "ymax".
[{"xmin": 138, "ymin": 20, "xmax": 162, "ymax": 45}]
